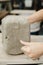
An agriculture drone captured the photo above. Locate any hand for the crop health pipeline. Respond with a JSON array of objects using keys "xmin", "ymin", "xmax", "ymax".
[{"xmin": 20, "ymin": 40, "xmax": 43, "ymax": 59}]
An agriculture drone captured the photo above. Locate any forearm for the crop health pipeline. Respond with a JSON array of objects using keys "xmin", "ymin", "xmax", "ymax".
[{"xmin": 28, "ymin": 9, "xmax": 43, "ymax": 23}]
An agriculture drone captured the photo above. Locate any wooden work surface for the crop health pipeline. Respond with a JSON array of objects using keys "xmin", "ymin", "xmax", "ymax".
[
  {"xmin": 0, "ymin": 33, "xmax": 43, "ymax": 64},
  {"xmin": 0, "ymin": 10, "xmax": 9, "ymax": 19}
]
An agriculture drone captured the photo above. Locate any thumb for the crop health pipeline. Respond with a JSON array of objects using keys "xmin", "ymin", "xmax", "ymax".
[{"xmin": 20, "ymin": 40, "xmax": 30, "ymax": 46}]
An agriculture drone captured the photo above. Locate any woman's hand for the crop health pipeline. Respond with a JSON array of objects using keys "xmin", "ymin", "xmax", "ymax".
[{"xmin": 20, "ymin": 40, "xmax": 43, "ymax": 59}]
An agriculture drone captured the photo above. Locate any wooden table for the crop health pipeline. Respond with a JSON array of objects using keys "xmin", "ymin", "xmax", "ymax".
[
  {"xmin": 0, "ymin": 0, "xmax": 12, "ymax": 12},
  {"xmin": 0, "ymin": 10, "xmax": 9, "ymax": 19},
  {"xmin": 0, "ymin": 33, "xmax": 43, "ymax": 65}
]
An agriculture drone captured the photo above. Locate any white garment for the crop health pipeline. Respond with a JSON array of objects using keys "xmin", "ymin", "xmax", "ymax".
[
  {"xmin": 30, "ymin": 22, "xmax": 40, "ymax": 32},
  {"xmin": 25, "ymin": 0, "xmax": 32, "ymax": 7}
]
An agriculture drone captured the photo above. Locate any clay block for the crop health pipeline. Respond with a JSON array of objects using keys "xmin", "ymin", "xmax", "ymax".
[{"xmin": 2, "ymin": 15, "xmax": 30, "ymax": 55}]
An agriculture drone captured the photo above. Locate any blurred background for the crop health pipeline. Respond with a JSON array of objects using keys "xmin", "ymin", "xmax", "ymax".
[{"xmin": 0, "ymin": 0, "xmax": 43, "ymax": 10}]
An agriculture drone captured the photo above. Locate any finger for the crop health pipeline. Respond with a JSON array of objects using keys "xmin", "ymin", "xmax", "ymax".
[
  {"xmin": 28, "ymin": 54, "xmax": 39, "ymax": 60},
  {"xmin": 29, "ymin": 54, "xmax": 35, "ymax": 58},
  {"xmin": 21, "ymin": 46, "xmax": 31, "ymax": 54},
  {"xmin": 20, "ymin": 40, "xmax": 30, "ymax": 46}
]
